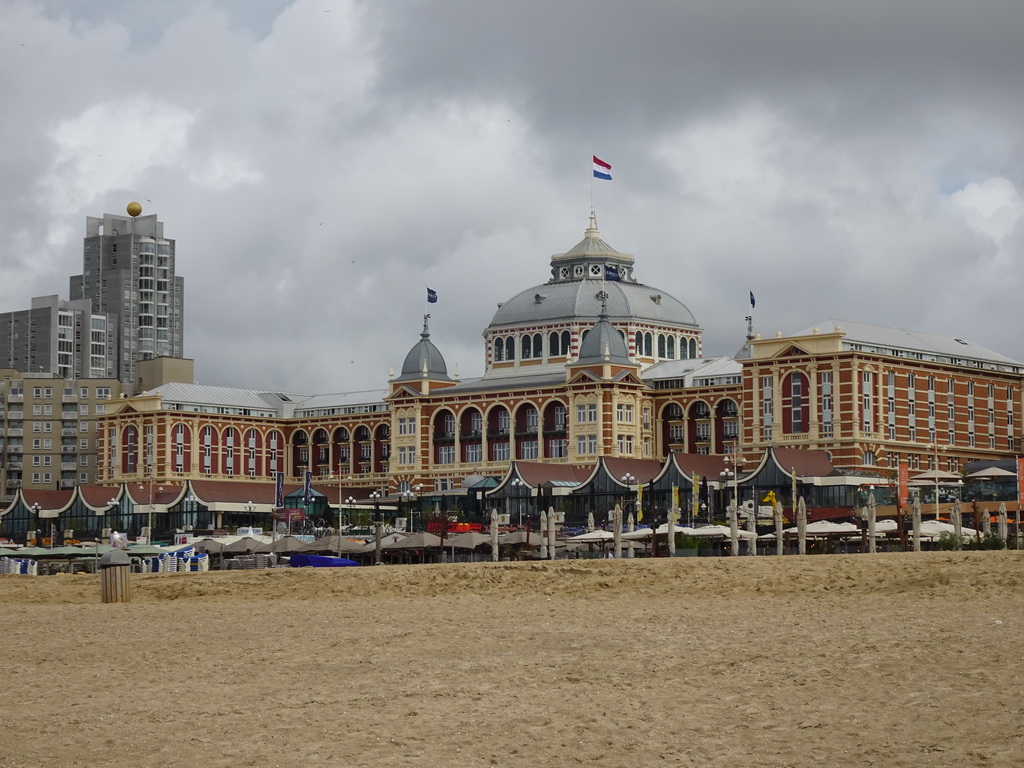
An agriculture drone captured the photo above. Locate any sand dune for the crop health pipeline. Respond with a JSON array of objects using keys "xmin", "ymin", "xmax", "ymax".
[{"xmin": 2, "ymin": 551, "xmax": 1022, "ymax": 767}]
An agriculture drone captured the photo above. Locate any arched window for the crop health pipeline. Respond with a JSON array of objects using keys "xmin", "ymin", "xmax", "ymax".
[
  {"xmin": 644, "ymin": 332, "xmax": 653, "ymax": 357},
  {"xmin": 667, "ymin": 336, "xmax": 676, "ymax": 359},
  {"xmin": 521, "ymin": 335, "xmax": 531, "ymax": 359},
  {"xmin": 561, "ymin": 331, "xmax": 570, "ymax": 355},
  {"xmin": 635, "ymin": 331, "xmax": 643, "ymax": 354},
  {"xmin": 494, "ymin": 337, "xmax": 505, "ymax": 362},
  {"xmin": 862, "ymin": 450, "xmax": 877, "ymax": 466},
  {"xmin": 688, "ymin": 338, "xmax": 697, "ymax": 358},
  {"xmin": 533, "ymin": 333, "xmax": 542, "ymax": 358},
  {"xmin": 504, "ymin": 337, "xmax": 515, "ymax": 361},
  {"xmin": 657, "ymin": 334, "xmax": 666, "ymax": 357},
  {"xmin": 549, "ymin": 331, "xmax": 561, "ymax": 356}
]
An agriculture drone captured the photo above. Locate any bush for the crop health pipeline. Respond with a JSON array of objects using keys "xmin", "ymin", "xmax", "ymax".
[{"xmin": 937, "ymin": 531, "xmax": 962, "ymax": 551}]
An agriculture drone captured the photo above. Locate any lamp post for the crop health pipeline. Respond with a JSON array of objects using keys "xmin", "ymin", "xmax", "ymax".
[
  {"xmin": 720, "ymin": 453, "xmax": 743, "ymax": 557},
  {"xmin": 29, "ymin": 502, "xmax": 41, "ymax": 547},
  {"xmin": 510, "ymin": 479, "xmax": 525, "ymax": 528},
  {"xmin": 243, "ymin": 501, "xmax": 256, "ymax": 534},
  {"xmin": 341, "ymin": 496, "xmax": 356, "ymax": 557},
  {"xmin": 927, "ymin": 443, "xmax": 953, "ymax": 520}
]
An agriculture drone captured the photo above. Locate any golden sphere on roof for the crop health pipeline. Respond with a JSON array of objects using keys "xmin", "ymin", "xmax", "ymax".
[{"xmin": 126, "ymin": 201, "xmax": 142, "ymax": 218}]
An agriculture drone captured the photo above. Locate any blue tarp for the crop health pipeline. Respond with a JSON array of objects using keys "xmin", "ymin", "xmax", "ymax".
[{"xmin": 289, "ymin": 554, "xmax": 360, "ymax": 568}]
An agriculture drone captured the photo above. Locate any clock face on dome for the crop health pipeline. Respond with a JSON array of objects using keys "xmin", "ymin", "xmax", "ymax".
[
  {"xmin": 590, "ymin": 264, "xmax": 602, "ymax": 277},
  {"xmin": 560, "ymin": 266, "xmax": 570, "ymax": 279}
]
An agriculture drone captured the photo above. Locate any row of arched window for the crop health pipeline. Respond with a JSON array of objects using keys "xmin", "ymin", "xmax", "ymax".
[
  {"xmin": 492, "ymin": 329, "xmax": 699, "ymax": 363},
  {"xmin": 494, "ymin": 330, "xmax": 574, "ymax": 362},
  {"xmin": 634, "ymin": 332, "xmax": 699, "ymax": 360}
]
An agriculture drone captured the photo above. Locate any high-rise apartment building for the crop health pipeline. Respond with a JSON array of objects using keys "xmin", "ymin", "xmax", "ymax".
[
  {"xmin": 70, "ymin": 211, "xmax": 185, "ymax": 386},
  {"xmin": 0, "ymin": 295, "xmax": 116, "ymax": 379}
]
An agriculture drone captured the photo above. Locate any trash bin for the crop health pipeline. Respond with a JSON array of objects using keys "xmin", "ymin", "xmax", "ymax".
[{"xmin": 99, "ymin": 549, "xmax": 132, "ymax": 603}]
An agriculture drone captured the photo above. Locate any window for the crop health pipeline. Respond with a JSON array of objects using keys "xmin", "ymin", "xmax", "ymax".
[
  {"xmin": 491, "ymin": 442, "xmax": 510, "ymax": 461},
  {"xmin": 80, "ymin": 404, "xmax": 89, "ymax": 415},
  {"xmin": 576, "ymin": 434, "xmax": 598, "ymax": 455},
  {"xmin": 617, "ymin": 434, "xmax": 634, "ymax": 454},
  {"xmin": 548, "ymin": 438, "xmax": 568, "ymax": 458},
  {"xmin": 761, "ymin": 376, "xmax": 773, "ymax": 440},
  {"xmin": 576, "ymin": 403, "xmax": 598, "ymax": 423},
  {"xmin": 616, "ymin": 403, "xmax": 634, "ymax": 423},
  {"xmin": 80, "ymin": 438, "xmax": 89, "ymax": 450},
  {"xmin": 820, "ymin": 371, "xmax": 833, "ymax": 437},
  {"xmin": 464, "ymin": 444, "xmax": 482, "ymax": 463},
  {"xmin": 520, "ymin": 441, "xmax": 538, "ymax": 460}
]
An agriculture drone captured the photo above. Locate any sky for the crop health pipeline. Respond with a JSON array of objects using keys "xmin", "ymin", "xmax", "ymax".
[{"xmin": 2, "ymin": 0, "xmax": 1023, "ymax": 396}]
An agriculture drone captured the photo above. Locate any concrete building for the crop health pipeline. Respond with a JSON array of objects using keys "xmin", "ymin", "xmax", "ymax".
[
  {"xmin": 70, "ymin": 211, "xmax": 185, "ymax": 385},
  {"xmin": 0, "ymin": 295, "xmax": 116, "ymax": 379},
  {"xmin": 0, "ymin": 371, "xmax": 126, "ymax": 502}
]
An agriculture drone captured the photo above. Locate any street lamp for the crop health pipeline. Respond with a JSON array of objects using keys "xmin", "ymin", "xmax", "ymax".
[
  {"xmin": 29, "ymin": 502, "xmax": 41, "ymax": 547},
  {"xmin": 928, "ymin": 443, "xmax": 952, "ymax": 520},
  {"xmin": 720, "ymin": 454, "xmax": 744, "ymax": 557},
  {"xmin": 510, "ymin": 479, "xmax": 525, "ymax": 528}
]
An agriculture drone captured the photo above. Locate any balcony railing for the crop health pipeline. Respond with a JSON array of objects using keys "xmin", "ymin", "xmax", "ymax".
[{"xmin": 61, "ymin": 445, "xmax": 76, "ymax": 454}]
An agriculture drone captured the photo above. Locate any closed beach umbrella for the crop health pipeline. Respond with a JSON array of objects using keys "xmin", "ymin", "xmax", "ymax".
[
  {"xmin": 729, "ymin": 502, "xmax": 739, "ymax": 557},
  {"xmin": 797, "ymin": 497, "xmax": 807, "ymax": 555},
  {"xmin": 746, "ymin": 505, "xmax": 756, "ymax": 556},
  {"xmin": 612, "ymin": 504, "xmax": 622, "ymax": 559},
  {"xmin": 539, "ymin": 509, "xmax": 548, "ymax": 560},
  {"xmin": 547, "ymin": 506, "xmax": 556, "ymax": 561},
  {"xmin": 775, "ymin": 501, "xmax": 784, "ymax": 556},
  {"xmin": 867, "ymin": 491, "xmax": 877, "ymax": 554},
  {"xmin": 912, "ymin": 495, "xmax": 922, "ymax": 552},
  {"xmin": 490, "ymin": 508, "xmax": 499, "ymax": 562},
  {"xmin": 998, "ymin": 502, "xmax": 1008, "ymax": 541},
  {"xmin": 952, "ymin": 498, "xmax": 962, "ymax": 540},
  {"xmin": 587, "ymin": 511, "xmax": 595, "ymax": 532},
  {"xmin": 626, "ymin": 512, "xmax": 635, "ymax": 559},
  {"xmin": 666, "ymin": 507, "xmax": 676, "ymax": 557}
]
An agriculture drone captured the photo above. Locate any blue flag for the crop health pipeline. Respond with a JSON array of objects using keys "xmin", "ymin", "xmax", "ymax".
[
  {"xmin": 749, "ymin": 290, "xmax": 755, "ymax": 309},
  {"xmin": 604, "ymin": 265, "xmax": 620, "ymax": 282},
  {"xmin": 275, "ymin": 471, "xmax": 284, "ymax": 508},
  {"xmin": 426, "ymin": 287, "xmax": 438, "ymax": 303}
]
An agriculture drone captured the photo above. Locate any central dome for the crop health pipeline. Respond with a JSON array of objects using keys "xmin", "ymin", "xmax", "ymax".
[{"xmin": 482, "ymin": 217, "xmax": 702, "ymax": 379}]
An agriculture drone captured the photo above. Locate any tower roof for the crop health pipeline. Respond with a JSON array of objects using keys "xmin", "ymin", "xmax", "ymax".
[
  {"xmin": 574, "ymin": 293, "xmax": 633, "ymax": 367},
  {"xmin": 393, "ymin": 315, "xmax": 452, "ymax": 382}
]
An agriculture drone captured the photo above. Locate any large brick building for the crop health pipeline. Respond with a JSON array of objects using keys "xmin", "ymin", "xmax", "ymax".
[{"xmin": 76, "ymin": 216, "xmax": 1022, "ymax": 536}]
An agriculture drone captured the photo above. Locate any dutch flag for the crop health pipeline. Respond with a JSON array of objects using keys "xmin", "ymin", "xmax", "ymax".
[{"xmin": 593, "ymin": 155, "xmax": 612, "ymax": 180}]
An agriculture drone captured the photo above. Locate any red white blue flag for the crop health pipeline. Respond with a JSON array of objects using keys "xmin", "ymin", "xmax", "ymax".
[{"xmin": 593, "ymin": 156, "xmax": 612, "ymax": 180}]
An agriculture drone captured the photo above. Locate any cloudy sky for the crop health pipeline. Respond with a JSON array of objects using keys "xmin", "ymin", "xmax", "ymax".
[{"xmin": 2, "ymin": 0, "xmax": 1023, "ymax": 396}]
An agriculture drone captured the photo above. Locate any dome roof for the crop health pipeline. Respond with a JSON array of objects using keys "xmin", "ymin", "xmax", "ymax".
[
  {"xmin": 575, "ymin": 302, "xmax": 632, "ymax": 367},
  {"xmin": 394, "ymin": 316, "xmax": 451, "ymax": 382},
  {"xmin": 486, "ymin": 216, "xmax": 698, "ymax": 332},
  {"xmin": 489, "ymin": 278, "xmax": 697, "ymax": 329}
]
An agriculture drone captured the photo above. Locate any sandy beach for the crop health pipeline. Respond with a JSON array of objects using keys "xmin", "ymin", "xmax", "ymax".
[{"xmin": 1, "ymin": 551, "xmax": 1022, "ymax": 767}]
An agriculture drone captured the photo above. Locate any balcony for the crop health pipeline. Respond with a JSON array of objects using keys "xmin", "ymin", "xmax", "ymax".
[
  {"xmin": 487, "ymin": 428, "xmax": 510, "ymax": 440},
  {"xmin": 7, "ymin": 429, "xmax": 23, "ymax": 437},
  {"xmin": 7, "ymin": 445, "xmax": 22, "ymax": 454},
  {"xmin": 61, "ymin": 462, "xmax": 76, "ymax": 471},
  {"xmin": 59, "ymin": 479, "xmax": 76, "ymax": 489},
  {"xmin": 7, "ymin": 462, "xmax": 21, "ymax": 471},
  {"xmin": 7, "ymin": 394, "xmax": 22, "ymax": 403},
  {"xmin": 432, "ymin": 431, "xmax": 456, "ymax": 444},
  {"xmin": 459, "ymin": 430, "xmax": 482, "ymax": 440},
  {"xmin": 61, "ymin": 445, "xmax": 76, "ymax": 454},
  {"xmin": 7, "ymin": 479, "xmax": 21, "ymax": 488},
  {"xmin": 62, "ymin": 394, "xmax": 78, "ymax": 403},
  {"xmin": 62, "ymin": 429, "xmax": 77, "ymax": 437}
]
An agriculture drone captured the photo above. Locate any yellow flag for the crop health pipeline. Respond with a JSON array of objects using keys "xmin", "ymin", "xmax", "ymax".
[{"xmin": 637, "ymin": 484, "xmax": 644, "ymax": 521}]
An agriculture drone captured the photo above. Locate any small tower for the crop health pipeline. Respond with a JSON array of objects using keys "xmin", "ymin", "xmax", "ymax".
[{"xmin": 389, "ymin": 314, "xmax": 456, "ymax": 396}]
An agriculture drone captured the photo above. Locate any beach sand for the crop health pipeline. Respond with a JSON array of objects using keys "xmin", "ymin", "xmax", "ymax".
[{"xmin": 1, "ymin": 551, "xmax": 1022, "ymax": 767}]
